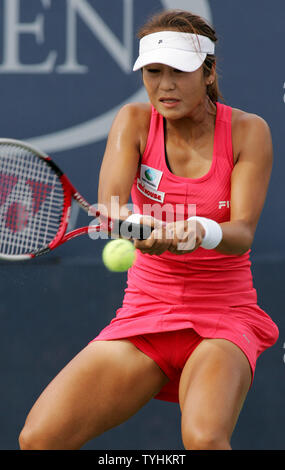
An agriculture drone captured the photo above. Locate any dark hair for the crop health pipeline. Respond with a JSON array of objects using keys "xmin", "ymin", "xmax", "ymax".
[{"xmin": 137, "ymin": 10, "xmax": 224, "ymax": 104}]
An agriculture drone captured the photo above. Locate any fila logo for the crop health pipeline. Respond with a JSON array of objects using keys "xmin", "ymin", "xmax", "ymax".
[
  {"xmin": 243, "ymin": 334, "xmax": 250, "ymax": 344},
  {"xmin": 219, "ymin": 201, "xmax": 230, "ymax": 209}
]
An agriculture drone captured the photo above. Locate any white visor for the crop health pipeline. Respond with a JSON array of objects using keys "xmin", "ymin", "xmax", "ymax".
[{"xmin": 133, "ymin": 31, "xmax": 215, "ymax": 72}]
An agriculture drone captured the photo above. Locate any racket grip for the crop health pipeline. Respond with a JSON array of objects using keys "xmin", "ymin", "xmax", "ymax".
[{"xmin": 118, "ymin": 220, "xmax": 153, "ymax": 240}]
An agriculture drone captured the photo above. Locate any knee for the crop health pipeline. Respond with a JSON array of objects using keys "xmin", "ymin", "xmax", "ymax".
[
  {"xmin": 19, "ymin": 423, "xmax": 50, "ymax": 450},
  {"xmin": 182, "ymin": 426, "xmax": 231, "ymax": 450}
]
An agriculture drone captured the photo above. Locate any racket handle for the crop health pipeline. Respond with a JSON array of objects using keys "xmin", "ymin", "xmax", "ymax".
[{"xmin": 117, "ymin": 220, "xmax": 153, "ymax": 240}]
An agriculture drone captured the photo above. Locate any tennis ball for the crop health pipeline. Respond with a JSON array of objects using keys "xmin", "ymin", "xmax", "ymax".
[{"xmin": 102, "ymin": 239, "xmax": 136, "ymax": 272}]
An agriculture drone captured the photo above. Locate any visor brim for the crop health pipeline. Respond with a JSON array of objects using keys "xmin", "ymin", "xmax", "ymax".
[{"xmin": 133, "ymin": 49, "xmax": 207, "ymax": 72}]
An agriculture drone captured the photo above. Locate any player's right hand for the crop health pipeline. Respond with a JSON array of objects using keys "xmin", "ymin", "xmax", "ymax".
[{"xmin": 134, "ymin": 216, "xmax": 173, "ymax": 255}]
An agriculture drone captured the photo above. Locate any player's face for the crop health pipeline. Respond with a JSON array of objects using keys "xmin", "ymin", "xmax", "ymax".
[{"xmin": 142, "ymin": 63, "xmax": 211, "ymax": 119}]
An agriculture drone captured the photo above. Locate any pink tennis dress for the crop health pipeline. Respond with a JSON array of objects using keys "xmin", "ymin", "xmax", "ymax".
[{"xmin": 92, "ymin": 102, "xmax": 279, "ymax": 403}]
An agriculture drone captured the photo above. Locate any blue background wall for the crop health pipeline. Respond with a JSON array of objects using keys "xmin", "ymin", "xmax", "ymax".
[{"xmin": 0, "ymin": 0, "xmax": 284, "ymax": 450}]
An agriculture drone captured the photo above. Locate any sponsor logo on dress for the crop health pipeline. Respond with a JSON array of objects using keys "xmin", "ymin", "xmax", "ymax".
[
  {"xmin": 140, "ymin": 165, "xmax": 163, "ymax": 190},
  {"xmin": 137, "ymin": 178, "xmax": 165, "ymax": 203}
]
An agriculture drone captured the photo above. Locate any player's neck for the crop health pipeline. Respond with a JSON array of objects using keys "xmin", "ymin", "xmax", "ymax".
[{"xmin": 166, "ymin": 98, "xmax": 216, "ymax": 143}]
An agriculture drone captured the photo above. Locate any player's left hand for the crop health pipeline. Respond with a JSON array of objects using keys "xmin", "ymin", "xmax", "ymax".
[
  {"xmin": 134, "ymin": 218, "xmax": 205, "ymax": 256},
  {"xmin": 165, "ymin": 219, "xmax": 205, "ymax": 254}
]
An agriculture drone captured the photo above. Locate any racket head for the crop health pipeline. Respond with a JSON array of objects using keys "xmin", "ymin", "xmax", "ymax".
[{"xmin": 0, "ymin": 138, "xmax": 71, "ymax": 260}]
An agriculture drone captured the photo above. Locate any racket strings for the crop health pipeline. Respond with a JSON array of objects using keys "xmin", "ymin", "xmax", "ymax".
[{"xmin": 0, "ymin": 144, "xmax": 64, "ymax": 255}]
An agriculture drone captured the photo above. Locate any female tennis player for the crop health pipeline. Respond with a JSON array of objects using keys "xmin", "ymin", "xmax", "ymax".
[{"xmin": 19, "ymin": 10, "xmax": 279, "ymax": 450}]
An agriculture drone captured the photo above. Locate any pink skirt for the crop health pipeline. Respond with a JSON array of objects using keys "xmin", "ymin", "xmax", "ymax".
[{"xmin": 91, "ymin": 285, "xmax": 279, "ymax": 403}]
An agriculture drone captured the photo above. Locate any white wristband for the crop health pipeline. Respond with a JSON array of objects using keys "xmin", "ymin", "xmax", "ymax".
[
  {"xmin": 187, "ymin": 216, "xmax": 223, "ymax": 249},
  {"xmin": 125, "ymin": 213, "xmax": 142, "ymax": 224}
]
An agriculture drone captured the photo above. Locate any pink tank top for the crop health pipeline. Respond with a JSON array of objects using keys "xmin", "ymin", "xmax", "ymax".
[{"xmin": 128, "ymin": 102, "xmax": 257, "ymax": 307}]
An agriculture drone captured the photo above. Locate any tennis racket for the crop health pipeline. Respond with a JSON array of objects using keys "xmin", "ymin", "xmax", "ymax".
[{"xmin": 0, "ymin": 138, "xmax": 152, "ymax": 261}]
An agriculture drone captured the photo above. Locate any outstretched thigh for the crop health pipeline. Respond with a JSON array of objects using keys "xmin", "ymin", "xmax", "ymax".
[
  {"xmin": 19, "ymin": 340, "xmax": 168, "ymax": 450},
  {"xmin": 179, "ymin": 338, "xmax": 252, "ymax": 450}
]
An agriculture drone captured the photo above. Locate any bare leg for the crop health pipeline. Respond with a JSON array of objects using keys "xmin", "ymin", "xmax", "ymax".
[
  {"xmin": 179, "ymin": 339, "xmax": 252, "ymax": 450},
  {"xmin": 19, "ymin": 340, "xmax": 168, "ymax": 450}
]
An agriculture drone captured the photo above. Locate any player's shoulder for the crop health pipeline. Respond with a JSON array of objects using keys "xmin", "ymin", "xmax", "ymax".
[
  {"xmin": 231, "ymin": 107, "xmax": 272, "ymax": 163},
  {"xmin": 115, "ymin": 102, "xmax": 151, "ymax": 127},
  {"xmin": 112, "ymin": 103, "xmax": 152, "ymax": 152},
  {"xmin": 231, "ymin": 107, "xmax": 271, "ymax": 137}
]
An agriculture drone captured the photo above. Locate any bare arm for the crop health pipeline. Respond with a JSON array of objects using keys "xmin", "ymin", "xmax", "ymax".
[
  {"xmin": 98, "ymin": 103, "xmax": 149, "ymax": 220},
  {"xmin": 216, "ymin": 113, "xmax": 273, "ymax": 255}
]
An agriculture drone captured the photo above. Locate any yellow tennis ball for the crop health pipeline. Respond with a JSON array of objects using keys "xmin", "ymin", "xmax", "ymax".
[{"xmin": 102, "ymin": 239, "xmax": 136, "ymax": 272}]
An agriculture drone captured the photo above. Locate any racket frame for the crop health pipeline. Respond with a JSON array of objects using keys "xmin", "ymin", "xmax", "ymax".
[
  {"xmin": 0, "ymin": 138, "xmax": 151, "ymax": 261},
  {"xmin": 0, "ymin": 139, "xmax": 98, "ymax": 260}
]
